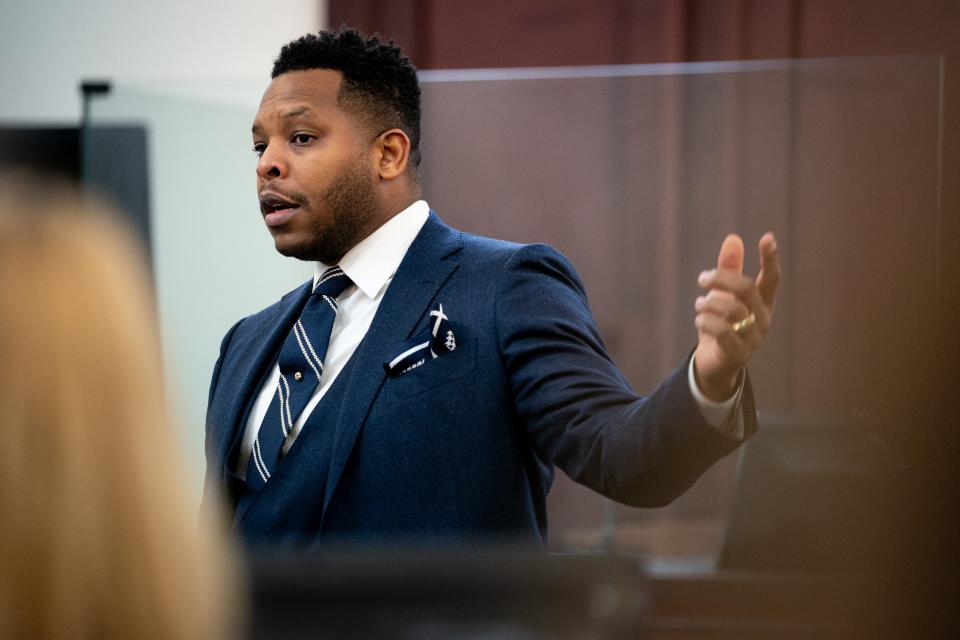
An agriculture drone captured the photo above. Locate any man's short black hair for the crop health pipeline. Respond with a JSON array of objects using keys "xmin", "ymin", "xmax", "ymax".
[{"xmin": 272, "ymin": 27, "xmax": 422, "ymax": 169}]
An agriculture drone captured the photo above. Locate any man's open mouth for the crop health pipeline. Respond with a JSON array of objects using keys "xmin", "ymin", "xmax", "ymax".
[
  {"xmin": 260, "ymin": 192, "xmax": 302, "ymax": 226},
  {"xmin": 260, "ymin": 192, "xmax": 301, "ymax": 214}
]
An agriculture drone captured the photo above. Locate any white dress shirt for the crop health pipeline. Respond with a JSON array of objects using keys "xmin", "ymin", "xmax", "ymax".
[
  {"xmin": 235, "ymin": 199, "xmax": 742, "ymax": 477},
  {"xmin": 235, "ymin": 200, "xmax": 431, "ymax": 477}
]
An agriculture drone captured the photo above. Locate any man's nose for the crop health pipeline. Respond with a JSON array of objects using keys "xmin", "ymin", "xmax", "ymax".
[{"xmin": 256, "ymin": 144, "xmax": 287, "ymax": 180}]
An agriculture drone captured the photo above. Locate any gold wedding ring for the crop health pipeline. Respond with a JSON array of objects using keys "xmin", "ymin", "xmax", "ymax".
[{"xmin": 731, "ymin": 313, "xmax": 756, "ymax": 336}]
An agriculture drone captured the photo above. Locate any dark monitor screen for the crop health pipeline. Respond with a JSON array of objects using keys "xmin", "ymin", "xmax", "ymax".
[{"xmin": 718, "ymin": 416, "xmax": 906, "ymax": 573}]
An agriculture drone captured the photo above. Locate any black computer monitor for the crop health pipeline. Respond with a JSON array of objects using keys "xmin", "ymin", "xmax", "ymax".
[{"xmin": 718, "ymin": 415, "xmax": 906, "ymax": 573}]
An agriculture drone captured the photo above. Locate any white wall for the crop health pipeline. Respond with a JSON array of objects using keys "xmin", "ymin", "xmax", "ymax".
[
  {"xmin": 1, "ymin": 0, "xmax": 328, "ymax": 501},
  {"xmin": 0, "ymin": 0, "xmax": 326, "ymax": 123}
]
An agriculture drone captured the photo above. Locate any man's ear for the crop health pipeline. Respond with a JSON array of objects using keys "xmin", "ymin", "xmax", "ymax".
[{"xmin": 375, "ymin": 128, "xmax": 411, "ymax": 180}]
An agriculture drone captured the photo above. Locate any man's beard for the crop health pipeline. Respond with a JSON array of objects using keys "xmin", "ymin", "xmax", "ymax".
[{"xmin": 282, "ymin": 156, "xmax": 381, "ymax": 264}]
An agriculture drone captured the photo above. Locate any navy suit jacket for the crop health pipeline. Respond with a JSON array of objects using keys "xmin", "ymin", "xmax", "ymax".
[{"xmin": 202, "ymin": 212, "xmax": 756, "ymax": 549}]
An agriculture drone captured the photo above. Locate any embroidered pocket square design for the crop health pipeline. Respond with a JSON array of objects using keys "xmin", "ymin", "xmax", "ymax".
[{"xmin": 384, "ymin": 303, "xmax": 456, "ymax": 376}]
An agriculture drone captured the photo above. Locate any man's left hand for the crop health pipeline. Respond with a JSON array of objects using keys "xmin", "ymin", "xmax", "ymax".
[{"xmin": 693, "ymin": 232, "xmax": 780, "ymax": 401}]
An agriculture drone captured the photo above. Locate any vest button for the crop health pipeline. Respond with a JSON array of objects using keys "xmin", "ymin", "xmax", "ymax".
[{"xmin": 294, "ymin": 371, "xmax": 303, "ymax": 381}]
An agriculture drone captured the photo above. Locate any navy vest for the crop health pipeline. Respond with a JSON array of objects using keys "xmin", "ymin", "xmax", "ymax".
[{"xmin": 229, "ymin": 348, "xmax": 361, "ymax": 549}]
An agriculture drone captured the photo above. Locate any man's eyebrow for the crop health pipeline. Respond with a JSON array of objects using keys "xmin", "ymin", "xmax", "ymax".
[
  {"xmin": 251, "ymin": 106, "xmax": 317, "ymax": 135},
  {"xmin": 280, "ymin": 106, "xmax": 315, "ymax": 120}
]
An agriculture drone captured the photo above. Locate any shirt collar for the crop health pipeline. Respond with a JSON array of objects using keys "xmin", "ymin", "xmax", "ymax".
[{"xmin": 313, "ymin": 200, "xmax": 430, "ymax": 300}]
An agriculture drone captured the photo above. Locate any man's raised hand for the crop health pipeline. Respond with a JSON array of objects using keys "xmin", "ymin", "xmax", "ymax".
[{"xmin": 692, "ymin": 232, "xmax": 780, "ymax": 401}]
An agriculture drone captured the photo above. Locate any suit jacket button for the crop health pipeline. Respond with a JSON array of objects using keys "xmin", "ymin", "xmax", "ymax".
[{"xmin": 294, "ymin": 371, "xmax": 303, "ymax": 381}]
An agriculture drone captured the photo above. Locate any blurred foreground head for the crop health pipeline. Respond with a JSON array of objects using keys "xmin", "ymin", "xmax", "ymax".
[{"xmin": 0, "ymin": 174, "xmax": 236, "ymax": 639}]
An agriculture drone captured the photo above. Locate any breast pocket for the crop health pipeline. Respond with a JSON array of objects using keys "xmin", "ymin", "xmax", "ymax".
[{"xmin": 379, "ymin": 333, "xmax": 477, "ymax": 404}]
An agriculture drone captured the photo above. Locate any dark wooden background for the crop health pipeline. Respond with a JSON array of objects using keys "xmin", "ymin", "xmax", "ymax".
[{"xmin": 326, "ymin": 4, "xmax": 959, "ymax": 628}]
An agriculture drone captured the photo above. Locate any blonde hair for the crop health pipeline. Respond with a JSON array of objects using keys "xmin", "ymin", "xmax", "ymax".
[{"xmin": 0, "ymin": 174, "xmax": 237, "ymax": 639}]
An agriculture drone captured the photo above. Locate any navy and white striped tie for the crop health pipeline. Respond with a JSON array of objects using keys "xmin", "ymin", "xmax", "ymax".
[{"xmin": 246, "ymin": 266, "xmax": 352, "ymax": 490}]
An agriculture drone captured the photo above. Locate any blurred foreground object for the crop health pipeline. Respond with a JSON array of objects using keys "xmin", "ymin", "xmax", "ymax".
[
  {"xmin": 248, "ymin": 550, "xmax": 648, "ymax": 640},
  {"xmin": 0, "ymin": 172, "xmax": 237, "ymax": 640},
  {"xmin": 246, "ymin": 548, "xmax": 869, "ymax": 639}
]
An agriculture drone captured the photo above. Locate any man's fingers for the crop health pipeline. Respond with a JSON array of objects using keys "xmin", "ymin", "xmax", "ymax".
[
  {"xmin": 756, "ymin": 232, "xmax": 780, "ymax": 309},
  {"xmin": 717, "ymin": 234, "xmax": 744, "ymax": 274},
  {"xmin": 695, "ymin": 291, "xmax": 751, "ymax": 324},
  {"xmin": 697, "ymin": 269, "xmax": 770, "ymax": 331},
  {"xmin": 695, "ymin": 312, "xmax": 756, "ymax": 354}
]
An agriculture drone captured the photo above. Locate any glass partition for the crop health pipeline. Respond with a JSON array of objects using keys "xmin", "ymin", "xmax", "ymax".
[{"xmin": 85, "ymin": 55, "xmax": 943, "ymax": 566}]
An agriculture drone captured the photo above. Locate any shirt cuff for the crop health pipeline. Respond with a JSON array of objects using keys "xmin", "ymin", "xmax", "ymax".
[{"xmin": 687, "ymin": 356, "xmax": 746, "ymax": 439}]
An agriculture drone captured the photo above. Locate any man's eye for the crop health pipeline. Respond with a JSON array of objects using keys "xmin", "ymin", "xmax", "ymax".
[
  {"xmin": 292, "ymin": 133, "xmax": 314, "ymax": 145},
  {"xmin": 252, "ymin": 143, "xmax": 266, "ymax": 158}
]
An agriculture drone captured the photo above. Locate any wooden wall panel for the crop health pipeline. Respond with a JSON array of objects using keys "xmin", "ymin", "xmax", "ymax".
[{"xmin": 327, "ymin": 1, "xmax": 958, "ymax": 567}]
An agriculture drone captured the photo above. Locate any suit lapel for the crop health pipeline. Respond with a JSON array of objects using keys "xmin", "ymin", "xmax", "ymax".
[
  {"xmin": 216, "ymin": 281, "xmax": 311, "ymax": 480},
  {"xmin": 321, "ymin": 212, "xmax": 463, "ymax": 517}
]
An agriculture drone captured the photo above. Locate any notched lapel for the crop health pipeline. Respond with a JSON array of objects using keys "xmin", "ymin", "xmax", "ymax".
[
  {"xmin": 321, "ymin": 212, "xmax": 463, "ymax": 518},
  {"xmin": 217, "ymin": 282, "xmax": 312, "ymax": 480}
]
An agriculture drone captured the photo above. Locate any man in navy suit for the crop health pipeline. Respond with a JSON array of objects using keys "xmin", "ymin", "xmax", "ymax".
[{"xmin": 202, "ymin": 28, "xmax": 780, "ymax": 550}]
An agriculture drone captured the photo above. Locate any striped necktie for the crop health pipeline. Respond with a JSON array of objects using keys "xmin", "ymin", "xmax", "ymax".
[{"xmin": 246, "ymin": 266, "xmax": 352, "ymax": 490}]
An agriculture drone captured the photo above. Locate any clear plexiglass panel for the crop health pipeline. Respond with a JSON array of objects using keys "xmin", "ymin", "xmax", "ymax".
[{"xmin": 85, "ymin": 55, "xmax": 942, "ymax": 565}]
